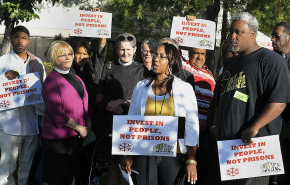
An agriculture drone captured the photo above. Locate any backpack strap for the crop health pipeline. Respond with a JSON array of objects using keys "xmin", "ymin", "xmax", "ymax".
[{"xmin": 105, "ymin": 61, "xmax": 113, "ymax": 94}]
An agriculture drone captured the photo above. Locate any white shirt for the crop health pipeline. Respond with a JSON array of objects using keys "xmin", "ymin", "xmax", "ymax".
[
  {"xmin": 129, "ymin": 77, "xmax": 199, "ymax": 147},
  {"xmin": 0, "ymin": 50, "xmax": 46, "ymax": 135}
]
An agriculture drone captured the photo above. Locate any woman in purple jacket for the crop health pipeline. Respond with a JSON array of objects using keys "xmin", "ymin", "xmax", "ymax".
[{"xmin": 41, "ymin": 40, "xmax": 89, "ymax": 185}]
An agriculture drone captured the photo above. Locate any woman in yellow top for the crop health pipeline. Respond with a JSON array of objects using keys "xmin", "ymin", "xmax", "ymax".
[{"xmin": 121, "ymin": 43, "xmax": 199, "ymax": 185}]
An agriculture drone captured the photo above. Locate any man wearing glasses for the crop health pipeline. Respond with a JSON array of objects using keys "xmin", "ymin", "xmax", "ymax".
[
  {"xmin": 0, "ymin": 25, "xmax": 45, "ymax": 185},
  {"xmin": 272, "ymin": 22, "xmax": 290, "ymax": 185}
]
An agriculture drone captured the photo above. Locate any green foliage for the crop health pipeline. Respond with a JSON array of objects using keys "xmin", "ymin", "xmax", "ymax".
[
  {"xmin": 104, "ymin": 0, "xmax": 220, "ymax": 39},
  {"xmin": 42, "ymin": 61, "xmax": 54, "ymax": 75},
  {"xmin": 0, "ymin": 0, "xmax": 60, "ymax": 26},
  {"xmin": 247, "ymin": 0, "xmax": 290, "ymax": 35}
]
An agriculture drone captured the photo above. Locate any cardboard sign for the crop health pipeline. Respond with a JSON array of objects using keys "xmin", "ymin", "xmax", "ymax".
[
  {"xmin": 218, "ymin": 135, "xmax": 284, "ymax": 181},
  {"xmin": 70, "ymin": 10, "xmax": 112, "ymax": 38},
  {"xmin": 170, "ymin": 17, "xmax": 216, "ymax": 50},
  {"xmin": 112, "ymin": 115, "xmax": 178, "ymax": 157},
  {"xmin": 0, "ymin": 72, "xmax": 43, "ymax": 111}
]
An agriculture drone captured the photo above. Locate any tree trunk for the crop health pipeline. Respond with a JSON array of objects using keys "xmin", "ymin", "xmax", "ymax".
[{"xmin": 0, "ymin": 19, "xmax": 15, "ymax": 56}]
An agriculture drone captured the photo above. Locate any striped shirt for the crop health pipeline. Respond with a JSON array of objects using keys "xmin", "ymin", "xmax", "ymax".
[
  {"xmin": 182, "ymin": 61, "xmax": 215, "ymax": 131},
  {"xmin": 0, "ymin": 50, "xmax": 46, "ymax": 136}
]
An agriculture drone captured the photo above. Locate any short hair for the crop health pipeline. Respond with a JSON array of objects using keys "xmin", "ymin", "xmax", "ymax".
[
  {"xmin": 141, "ymin": 38, "xmax": 158, "ymax": 52},
  {"xmin": 231, "ymin": 12, "xmax": 259, "ymax": 36},
  {"xmin": 221, "ymin": 39, "xmax": 232, "ymax": 52},
  {"xmin": 47, "ymin": 40, "xmax": 74, "ymax": 66},
  {"xmin": 73, "ymin": 40, "xmax": 92, "ymax": 56},
  {"xmin": 275, "ymin": 22, "xmax": 290, "ymax": 35},
  {"xmin": 115, "ymin": 33, "xmax": 136, "ymax": 49},
  {"xmin": 159, "ymin": 37, "xmax": 179, "ymax": 50}
]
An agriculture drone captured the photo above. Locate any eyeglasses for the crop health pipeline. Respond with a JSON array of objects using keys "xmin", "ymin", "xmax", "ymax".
[
  {"xmin": 143, "ymin": 50, "xmax": 155, "ymax": 55},
  {"xmin": 192, "ymin": 52, "xmax": 206, "ymax": 56},
  {"xmin": 58, "ymin": 53, "xmax": 73, "ymax": 58},
  {"xmin": 117, "ymin": 35, "xmax": 134, "ymax": 42},
  {"xmin": 271, "ymin": 34, "xmax": 287, "ymax": 40}
]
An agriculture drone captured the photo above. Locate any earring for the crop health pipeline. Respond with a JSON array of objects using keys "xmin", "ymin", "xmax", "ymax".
[
  {"xmin": 167, "ymin": 64, "xmax": 172, "ymax": 76},
  {"xmin": 133, "ymin": 53, "xmax": 136, "ymax": 59}
]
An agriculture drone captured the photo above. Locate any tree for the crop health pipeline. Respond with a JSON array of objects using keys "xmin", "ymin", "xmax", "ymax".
[
  {"xmin": 0, "ymin": 0, "xmax": 60, "ymax": 56},
  {"xmin": 103, "ymin": 0, "xmax": 221, "ymax": 40}
]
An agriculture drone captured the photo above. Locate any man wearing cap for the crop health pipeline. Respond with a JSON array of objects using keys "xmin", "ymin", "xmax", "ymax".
[{"xmin": 0, "ymin": 26, "xmax": 46, "ymax": 185}]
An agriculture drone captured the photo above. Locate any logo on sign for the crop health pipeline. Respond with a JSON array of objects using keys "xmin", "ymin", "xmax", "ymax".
[
  {"xmin": 97, "ymin": 29, "xmax": 109, "ymax": 36},
  {"xmin": 174, "ymin": 37, "xmax": 184, "ymax": 44},
  {"xmin": 0, "ymin": 99, "xmax": 12, "ymax": 109},
  {"xmin": 152, "ymin": 143, "xmax": 174, "ymax": 154},
  {"xmin": 74, "ymin": 28, "xmax": 83, "ymax": 35},
  {"xmin": 226, "ymin": 166, "xmax": 240, "ymax": 177},
  {"xmin": 25, "ymin": 94, "xmax": 43, "ymax": 104},
  {"xmin": 198, "ymin": 39, "xmax": 213, "ymax": 48},
  {"xmin": 260, "ymin": 162, "xmax": 281, "ymax": 173},
  {"xmin": 117, "ymin": 141, "xmax": 134, "ymax": 153}
]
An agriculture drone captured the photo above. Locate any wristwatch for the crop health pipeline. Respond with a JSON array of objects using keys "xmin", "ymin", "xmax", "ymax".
[{"xmin": 124, "ymin": 100, "xmax": 128, "ymax": 106}]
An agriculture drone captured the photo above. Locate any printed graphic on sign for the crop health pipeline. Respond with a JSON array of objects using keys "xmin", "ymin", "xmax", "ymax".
[
  {"xmin": 117, "ymin": 141, "xmax": 134, "ymax": 153},
  {"xmin": 112, "ymin": 115, "xmax": 178, "ymax": 157},
  {"xmin": 218, "ymin": 135, "xmax": 284, "ymax": 181},
  {"xmin": 0, "ymin": 72, "xmax": 43, "ymax": 111},
  {"xmin": 170, "ymin": 17, "xmax": 216, "ymax": 50},
  {"xmin": 70, "ymin": 10, "xmax": 112, "ymax": 38}
]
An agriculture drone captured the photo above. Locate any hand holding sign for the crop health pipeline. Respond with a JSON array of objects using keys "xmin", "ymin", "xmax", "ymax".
[
  {"xmin": 5, "ymin": 70, "xmax": 20, "ymax": 80},
  {"xmin": 241, "ymin": 125, "xmax": 258, "ymax": 144}
]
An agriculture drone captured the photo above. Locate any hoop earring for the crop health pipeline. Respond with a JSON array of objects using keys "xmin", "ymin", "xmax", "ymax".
[
  {"xmin": 133, "ymin": 53, "xmax": 136, "ymax": 59},
  {"xmin": 167, "ymin": 64, "xmax": 172, "ymax": 76}
]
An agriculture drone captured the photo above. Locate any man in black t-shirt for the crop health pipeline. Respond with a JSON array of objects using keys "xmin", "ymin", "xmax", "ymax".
[
  {"xmin": 271, "ymin": 22, "xmax": 290, "ymax": 185},
  {"xmin": 212, "ymin": 12, "xmax": 290, "ymax": 185}
]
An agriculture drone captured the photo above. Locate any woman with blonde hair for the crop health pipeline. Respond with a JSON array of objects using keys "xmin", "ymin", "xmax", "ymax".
[{"xmin": 42, "ymin": 40, "xmax": 89, "ymax": 185}]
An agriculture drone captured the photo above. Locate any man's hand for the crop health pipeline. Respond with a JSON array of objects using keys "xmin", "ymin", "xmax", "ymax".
[
  {"xmin": 113, "ymin": 106, "xmax": 123, "ymax": 115},
  {"xmin": 241, "ymin": 125, "xmax": 258, "ymax": 144},
  {"xmin": 186, "ymin": 15, "xmax": 196, "ymax": 21},
  {"xmin": 5, "ymin": 70, "xmax": 20, "ymax": 80},
  {"xmin": 91, "ymin": 8, "xmax": 100, "ymax": 12}
]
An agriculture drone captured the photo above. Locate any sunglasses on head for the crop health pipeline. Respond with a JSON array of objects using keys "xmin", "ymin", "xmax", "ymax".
[{"xmin": 118, "ymin": 35, "xmax": 134, "ymax": 42}]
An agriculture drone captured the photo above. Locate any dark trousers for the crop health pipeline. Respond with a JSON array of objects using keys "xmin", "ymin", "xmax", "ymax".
[
  {"xmin": 132, "ymin": 154, "xmax": 187, "ymax": 185},
  {"xmin": 222, "ymin": 176, "xmax": 269, "ymax": 185},
  {"xmin": 42, "ymin": 136, "xmax": 82, "ymax": 185},
  {"xmin": 277, "ymin": 139, "xmax": 290, "ymax": 185}
]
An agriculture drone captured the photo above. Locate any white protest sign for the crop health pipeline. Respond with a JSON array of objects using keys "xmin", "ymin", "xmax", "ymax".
[
  {"xmin": 170, "ymin": 17, "xmax": 216, "ymax": 50},
  {"xmin": 0, "ymin": 72, "xmax": 43, "ymax": 111},
  {"xmin": 70, "ymin": 10, "xmax": 112, "ymax": 38},
  {"xmin": 112, "ymin": 115, "xmax": 178, "ymax": 157},
  {"xmin": 218, "ymin": 135, "xmax": 284, "ymax": 181}
]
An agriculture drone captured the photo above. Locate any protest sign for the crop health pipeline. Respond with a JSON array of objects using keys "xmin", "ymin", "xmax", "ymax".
[
  {"xmin": 70, "ymin": 10, "xmax": 112, "ymax": 38},
  {"xmin": 170, "ymin": 17, "xmax": 216, "ymax": 50},
  {"xmin": 0, "ymin": 72, "xmax": 43, "ymax": 111},
  {"xmin": 218, "ymin": 135, "xmax": 284, "ymax": 181},
  {"xmin": 112, "ymin": 115, "xmax": 178, "ymax": 157}
]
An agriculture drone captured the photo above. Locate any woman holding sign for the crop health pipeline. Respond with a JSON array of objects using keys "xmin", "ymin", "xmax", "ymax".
[{"xmin": 121, "ymin": 43, "xmax": 199, "ymax": 185}]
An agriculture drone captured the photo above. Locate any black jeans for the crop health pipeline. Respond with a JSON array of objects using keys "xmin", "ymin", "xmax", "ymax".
[{"xmin": 132, "ymin": 154, "xmax": 187, "ymax": 185}]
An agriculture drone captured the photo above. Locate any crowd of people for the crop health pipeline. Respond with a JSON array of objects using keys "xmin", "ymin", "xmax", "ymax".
[{"xmin": 0, "ymin": 9, "xmax": 290, "ymax": 185}]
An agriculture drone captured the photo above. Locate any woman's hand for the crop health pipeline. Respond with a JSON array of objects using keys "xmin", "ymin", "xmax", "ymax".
[
  {"xmin": 113, "ymin": 106, "xmax": 123, "ymax": 115},
  {"xmin": 187, "ymin": 163, "xmax": 197, "ymax": 184},
  {"xmin": 120, "ymin": 156, "xmax": 133, "ymax": 174},
  {"xmin": 209, "ymin": 124, "xmax": 219, "ymax": 140},
  {"xmin": 107, "ymin": 99, "xmax": 123, "ymax": 112},
  {"xmin": 79, "ymin": 125, "xmax": 88, "ymax": 138}
]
